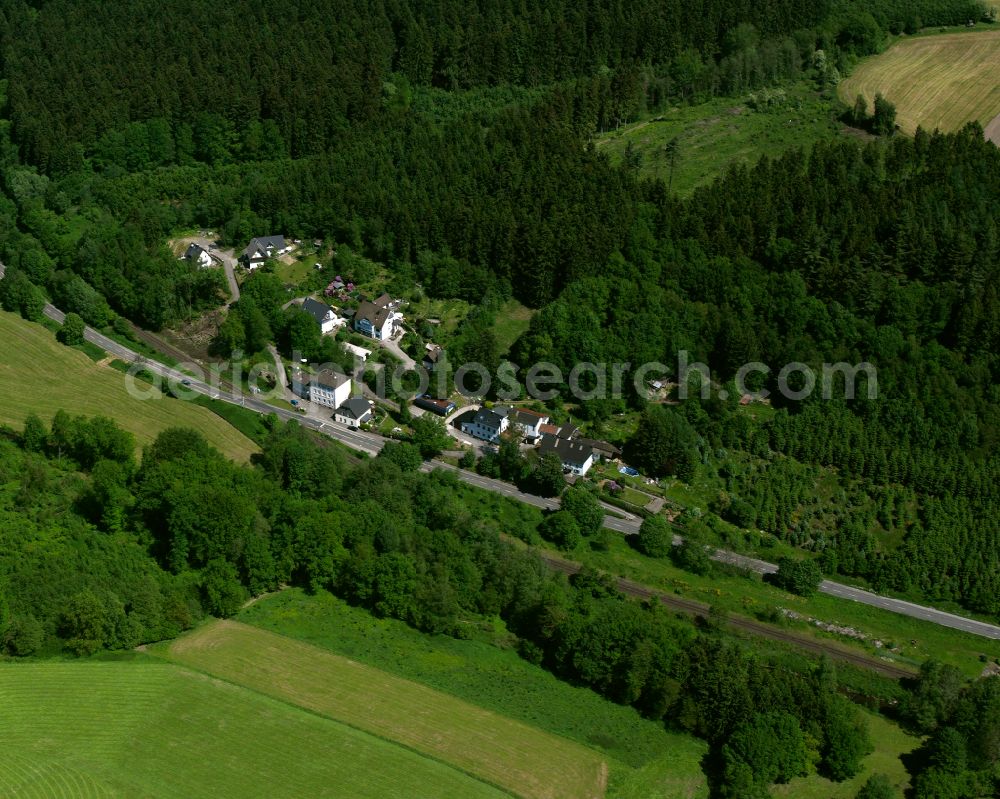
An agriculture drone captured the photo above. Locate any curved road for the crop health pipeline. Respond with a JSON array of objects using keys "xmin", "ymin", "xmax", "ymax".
[
  {"xmin": 189, "ymin": 236, "xmax": 240, "ymax": 303},
  {"xmin": 38, "ymin": 302, "xmax": 1000, "ymax": 642}
]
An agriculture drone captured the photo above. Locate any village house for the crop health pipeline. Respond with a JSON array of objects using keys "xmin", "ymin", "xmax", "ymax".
[
  {"xmin": 239, "ymin": 235, "xmax": 290, "ymax": 270},
  {"xmin": 538, "ymin": 422, "xmax": 580, "ymax": 441},
  {"xmin": 422, "ymin": 344, "xmax": 444, "ymax": 370},
  {"xmin": 183, "ymin": 243, "xmax": 213, "ymax": 268},
  {"xmin": 291, "ymin": 369, "xmax": 351, "ymax": 409},
  {"xmin": 576, "ymin": 437, "xmax": 622, "ymax": 462},
  {"xmin": 353, "ymin": 293, "xmax": 400, "ymax": 340},
  {"xmin": 461, "ymin": 406, "xmax": 511, "ymax": 442},
  {"xmin": 335, "ymin": 397, "xmax": 373, "ymax": 428},
  {"xmin": 538, "ymin": 435, "xmax": 595, "ymax": 476},
  {"xmin": 300, "ymin": 297, "xmax": 342, "ymax": 334},
  {"xmin": 509, "ymin": 408, "xmax": 549, "ymax": 442}
]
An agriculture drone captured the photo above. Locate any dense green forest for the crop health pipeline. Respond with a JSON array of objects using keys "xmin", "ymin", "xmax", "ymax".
[
  {"xmin": 0, "ymin": 0, "xmax": 986, "ymax": 173},
  {"xmin": 2, "ymin": 1, "xmax": 999, "ymax": 796},
  {"xmin": 1, "ymin": 0, "xmax": 998, "ymax": 621},
  {"xmin": 509, "ymin": 128, "xmax": 1000, "ymax": 617},
  {"xmin": 3, "ymin": 412, "xmax": 997, "ymax": 797}
]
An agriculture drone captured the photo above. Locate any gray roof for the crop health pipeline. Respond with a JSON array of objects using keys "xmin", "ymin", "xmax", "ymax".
[
  {"xmin": 512, "ymin": 408, "xmax": 548, "ymax": 427},
  {"xmin": 243, "ymin": 235, "xmax": 285, "ymax": 260},
  {"xmin": 338, "ymin": 397, "xmax": 372, "ymax": 420},
  {"xmin": 305, "ymin": 369, "xmax": 349, "ymax": 392},
  {"xmin": 414, "ymin": 395, "xmax": 455, "ymax": 414},
  {"xmin": 301, "ymin": 297, "xmax": 336, "ymax": 325},
  {"xmin": 470, "ymin": 408, "xmax": 506, "ymax": 431},
  {"xmin": 577, "ymin": 437, "xmax": 621, "ymax": 457},
  {"xmin": 539, "ymin": 434, "xmax": 594, "ymax": 467},
  {"xmin": 185, "ymin": 243, "xmax": 207, "ymax": 260},
  {"xmin": 355, "ymin": 300, "xmax": 392, "ymax": 329}
]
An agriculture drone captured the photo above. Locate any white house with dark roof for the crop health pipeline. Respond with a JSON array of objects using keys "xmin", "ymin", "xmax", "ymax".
[
  {"xmin": 510, "ymin": 408, "xmax": 549, "ymax": 442},
  {"xmin": 354, "ymin": 294, "xmax": 398, "ymax": 340},
  {"xmin": 300, "ymin": 297, "xmax": 342, "ymax": 334},
  {"xmin": 539, "ymin": 434, "xmax": 594, "ymax": 476},
  {"xmin": 183, "ymin": 243, "xmax": 213, "ymax": 268},
  {"xmin": 461, "ymin": 406, "xmax": 511, "ymax": 443},
  {"xmin": 291, "ymin": 369, "xmax": 351, "ymax": 409},
  {"xmin": 239, "ymin": 235, "xmax": 290, "ymax": 270},
  {"xmin": 335, "ymin": 397, "xmax": 373, "ymax": 428}
]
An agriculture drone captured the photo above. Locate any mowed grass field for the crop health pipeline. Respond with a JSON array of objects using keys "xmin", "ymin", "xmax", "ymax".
[
  {"xmin": 0, "ymin": 311, "xmax": 258, "ymax": 460},
  {"xmin": 839, "ymin": 30, "xmax": 1000, "ymax": 140},
  {"xmin": 156, "ymin": 620, "xmax": 610, "ymax": 799},
  {"xmin": 0, "ymin": 661, "xmax": 506, "ymax": 799},
  {"xmin": 242, "ymin": 589, "xmax": 710, "ymax": 799}
]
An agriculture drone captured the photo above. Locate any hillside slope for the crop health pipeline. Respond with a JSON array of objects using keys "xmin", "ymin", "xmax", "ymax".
[
  {"xmin": 839, "ymin": 29, "xmax": 1000, "ymax": 136},
  {"xmin": 0, "ymin": 311, "xmax": 257, "ymax": 460},
  {"xmin": 0, "ymin": 660, "xmax": 507, "ymax": 798}
]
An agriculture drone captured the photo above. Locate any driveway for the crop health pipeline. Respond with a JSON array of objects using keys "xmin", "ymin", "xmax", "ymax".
[
  {"xmin": 188, "ymin": 235, "xmax": 240, "ymax": 303},
  {"xmin": 445, "ymin": 405, "xmax": 489, "ymax": 453},
  {"xmin": 267, "ymin": 345, "xmax": 290, "ymax": 398},
  {"xmin": 380, "ymin": 333, "xmax": 416, "ymax": 370}
]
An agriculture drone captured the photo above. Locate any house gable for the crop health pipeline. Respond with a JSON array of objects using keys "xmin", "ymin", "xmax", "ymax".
[{"xmin": 354, "ymin": 300, "xmax": 393, "ymax": 339}]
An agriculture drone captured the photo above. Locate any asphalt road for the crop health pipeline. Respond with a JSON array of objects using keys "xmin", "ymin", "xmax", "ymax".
[
  {"xmin": 42, "ymin": 304, "xmax": 384, "ymax": 457},
  {"xmin": 38, "ymin": 302, "xmax": 1000, "ymax": 642}
]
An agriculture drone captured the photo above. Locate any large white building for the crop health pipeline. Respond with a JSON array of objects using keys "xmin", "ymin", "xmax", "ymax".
[
  {"xmin": 538, "ymin": 435, "xmax": 595, "ymax": 476},
  {"xmin": 291, "ymin": 369, "xmax": 351, "ymax": 409},
  {"xmin": 354, "ymin": 293, "xmax": 401, "ymax": 340},
  {"xmin": 509, "ymin": 408, "xmax": 549, "ymax": 442},
  {"xmin": 461, "ymin": 406, "xmax": 511, "ymax": 443}
]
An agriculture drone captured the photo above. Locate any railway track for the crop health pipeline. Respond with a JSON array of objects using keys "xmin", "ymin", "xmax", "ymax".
[{"xmin": 534, "ymin": 550, "xmax": 916, "ymax": 681}]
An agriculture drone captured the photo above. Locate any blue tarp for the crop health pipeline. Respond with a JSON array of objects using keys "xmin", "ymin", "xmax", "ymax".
[{"xmin": 619, "ymin": 466, "xmax": 639, "ymax": 477}]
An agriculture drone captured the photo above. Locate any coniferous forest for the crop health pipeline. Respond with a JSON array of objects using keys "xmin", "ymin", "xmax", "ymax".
[
  {"xmin": 1, "ymin": 0, "xmax": 999, "ymax": 796},
  {"xmin": 1, "ymin": 0, "xmax": 998, "ymax": 618}
]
